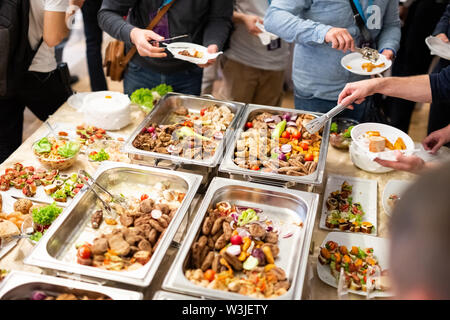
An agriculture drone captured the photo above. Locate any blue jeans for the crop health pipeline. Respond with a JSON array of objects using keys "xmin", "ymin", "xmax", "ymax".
[
  {"xmin": 124, "ymin": 61, "xmax": 203, "ymax": 96},
  {"xmin": 294, "ymin": 95, "xmax": 366, "ymax": 122}
]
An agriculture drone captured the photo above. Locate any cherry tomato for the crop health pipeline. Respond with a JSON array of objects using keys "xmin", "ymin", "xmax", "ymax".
[
  {"xmin": 76, "ymin": 184, "xmax": 84, "ymax": 189},
  {"xmin": 141, "ymin": 194, "xmax": 149, "ymax": 201},
  {"xmin": 204, "ymin": 269, "xmax": 216, "ymax": 282},
  {"xmin": 97, "ymin": 128, "xmax": 106, "ymax": 134},
  {"xmin": 183, "ymin": 121, "xmax": 194, "ymax": 128},
  {"xmin": 230, "ymin": 235, "xmax": 243, "ymax": 245},
  {"xmin": 73, "ymin": 188, "xmax": 80, "ymax": 194},
  {"xmin": 250, "ymin": 165, "xmax": 260, "ymax": 171},
  {"xmin": 300, "ymin": 142, "xmax": 309, "ymax": 151},
  {"xmin": 95, "ymin": 133, "xmax": 103, "ymax": 139},
  {"xmin": 78, "ymin": 245, "xmax": 92, "ymax": 260},
  {"xmin": 246, "ymin": 122, "xmax": 253, "ymax": 129},
  {"xmin": 89, "ymin": 151, "xmax": 98, "ymax": 156},
  {"xmin": 281, "ymin": 131, "xmax": 290, "ymax": 139},
  {"xmin": 292, "ymin": 132, "xmax": 301, "ymax": 140},
  {"xmin": 200, "ymin": 108, "xmax": 207, "ymax": 116},
  {"xmin": 305, "ymin": 154, "xmax": 314, "ymax": 162}
]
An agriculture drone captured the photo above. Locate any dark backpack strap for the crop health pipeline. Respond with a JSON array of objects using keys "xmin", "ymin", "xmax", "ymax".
[
  {"xmin": 28, "ymin": 37, "xmax": 43, "ymax": 66},
  {"xmin": 348, "ymin": 0, "xmax": 373, "ymax": 45}
]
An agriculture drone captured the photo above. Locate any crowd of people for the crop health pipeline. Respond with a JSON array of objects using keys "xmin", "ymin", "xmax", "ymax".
[{"xmin": 0, "ymin": 0, "xmax": 449, "ymax": 299}]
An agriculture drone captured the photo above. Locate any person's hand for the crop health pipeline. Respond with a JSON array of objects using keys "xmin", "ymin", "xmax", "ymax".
[
  {"xmin": 198, "ymin": 44, "xmax": 219, "ymax": 68},
  {"xmin": 241, "ymin": 14, "xmax": 263, "ymax": 36},
  {"xmin": 436, "ymin": 33, "xmax": 449, "ymax": 43},
  {"xmin": 338, "ymin": 78, "xmax": 378, "ymax": 108},
  {"xmin": 374, "ymin": 151, "xmax": 426, "ymax": 174},
  {"xmin": 381, "ymin": 49, "xmax": 395, "ymax": 60},
  {"xmin": 422, "ymin": 125, "xmax": 450, "ymax": 154},
  {"xmin": 130, "ymin": 28, "xmax": 167, "ymax": 58},
  {"xmin": 70, "ymin": 0, "xmax": 85, "ymax": 8},
  {"xmin": 325, "ymin": 27, "xmax": 355, "ymax": 53}
]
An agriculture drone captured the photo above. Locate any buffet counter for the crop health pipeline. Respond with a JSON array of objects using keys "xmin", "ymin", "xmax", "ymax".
[{"xmin": 0, "ymin": 98, "xmax": 448, "ymax": 300}]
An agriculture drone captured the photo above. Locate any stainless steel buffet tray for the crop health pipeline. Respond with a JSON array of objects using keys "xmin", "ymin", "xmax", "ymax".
[
  {"xmin": 24, "ymin": 161, "xmax": 202, "ymax": 288},
  {"xmin": 0, "ymin": 271, "xmax": 143, "ymax": 300},
  {"xmin": 162, "ymin": 177, "xmax": 319, "ymax": 300},
  {"xmin": 219, "ymin": 104, "xmax": 331, "ymax": 188},
  {"xmin": 122, "ymin": 93, "xmax": 244, "ymax": 169},
  {"xmin": 153, "ymin": 290, "xmax": 200, "ymax": 300}
]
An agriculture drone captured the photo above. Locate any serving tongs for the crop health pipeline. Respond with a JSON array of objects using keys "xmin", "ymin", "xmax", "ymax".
[
  {"xmin": 355, "ymin": 46, "xmax": 380, "ymax": 63},
  {"xmin": 337, "ymin": 267, "xmax": 349, "ymax": 300},
  {"xmin": 78, "ymin": 170, "xmax": 127, "ymax": 219},
  {"xmin": 0, "ymin": 218, "xmax": 35, "ymax": 250},
  {"xmin": 305, "ymin": 104, "xmax": 349, "ymax": 134}
]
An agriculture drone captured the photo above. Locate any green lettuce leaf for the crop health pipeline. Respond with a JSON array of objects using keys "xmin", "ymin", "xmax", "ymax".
[
  {"xmin": 33, "ymin": 137, "xmax": 52, "ymax": 154},
  {"xmin": 57, "ymin": 141, "xmax": 80, "ymax": 158}
]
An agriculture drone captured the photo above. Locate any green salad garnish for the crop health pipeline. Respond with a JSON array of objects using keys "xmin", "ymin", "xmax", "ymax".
[
  {"xmin": 57, "ymin": 141, "xmax": 80, "ymax": 158},
  {"xmin": 130, "ymin": 84, "xmax": 173, "ymax": 112},
  {"xmin": 237, "ymin": 209, "xmax": 259, "ymax": 227},
  {"xmin": 343, "ymin": 126, "xmax": 354, "ymax": 138},
  {"xmin": 330, "ymin": 122, "xmax": 338, "ymax": 133},
  {"xmin": 32, "ymin": 202, "xmax": 63, "ymax": 226},
  {"xmin": 89, "ymin": 149, "xmax": 110, "ymax": 162},
  {"xmin": 33, "ymin": 137, "xmax": 52, "ymax": 154},
  {"xmin": 30, "ymin": 232, "xmax": 43, "ymax": 242}
]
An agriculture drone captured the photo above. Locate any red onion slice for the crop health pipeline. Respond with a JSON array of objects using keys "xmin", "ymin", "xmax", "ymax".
[
  {"xmin": 282, "ymin": 232, "xmax": 294, "ymax": 239},
  {"xmin": 287, "ymin": 121, "xmax": 297, "ymax": 127},
  {"xmin": 264, "ymin": 118, "xmax": 275, "ymax": 123},
  {"xmin": 268, "ymin": 123, "xmax": 276, "ymax": 129},
  {"xmin": 226, "ymin": 245, "xmax": 241, "ymax": 256}
]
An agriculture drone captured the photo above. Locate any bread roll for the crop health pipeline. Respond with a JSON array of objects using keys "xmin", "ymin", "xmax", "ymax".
[{"xmin": 368, "ymin": 136, "xmax": 386, "ymax": 153}]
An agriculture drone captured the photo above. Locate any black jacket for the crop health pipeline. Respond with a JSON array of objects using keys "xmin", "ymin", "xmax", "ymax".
[
  {"xmin": 433, "ymin": 4, "xmax": 450, "ymax": 38},
  {"xmin": 98, "ymin": 0, "xmax": 233, "ymax": 73}
]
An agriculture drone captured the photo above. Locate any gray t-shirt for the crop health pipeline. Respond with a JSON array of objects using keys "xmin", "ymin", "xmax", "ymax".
[{"xmin": 225, "ymin": 0, "xmax": 290, "ymax": 71}]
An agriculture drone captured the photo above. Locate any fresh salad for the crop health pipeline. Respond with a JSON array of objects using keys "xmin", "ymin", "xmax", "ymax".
[
  {"xmin": 33, "ymin": 137, "xmax": 80, "ymax": 160},
  {"xmin": 325, "ymin": 181, "xmax": 374, "ymax": 234},
  {"xmin": 29, "ymin": 202, "xmax": 63, "ymax": 242},
  {"xmin": 88, "ymin": 149, "xmax": 110, "ymax": 162},
  {"xmin": 130, "ymin": 84, "xmax": 173, "ymax": 112},
  {"xmin": 318, "ymin": 240, "xmax": 390, "ymax": 292},
  {"xmin": 75, "ymin": 125, "xmax": 114, "ymax": 146},
  {"xmin": 329, "ymin": 121, "xmax": 355, "ymax": 150}
]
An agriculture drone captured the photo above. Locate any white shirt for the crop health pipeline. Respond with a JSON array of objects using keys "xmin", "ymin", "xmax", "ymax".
[
  {"xmin": 225, "ymin": 0, "xmax": 290, "ymax": 71},
  {"xmin": 28, "ymin": 0, "xmax": 69, "ymax": 73}
]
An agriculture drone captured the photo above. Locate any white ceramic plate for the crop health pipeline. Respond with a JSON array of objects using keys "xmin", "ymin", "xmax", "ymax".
[
  {"xmin": 350, "ymin": 122, "xmax": 415, "ymax": 162},
  {"xmin": 382, "ymin": 179, "xmax": 413, "ymax": 217},
  {"xmin": 67, "ymin": 92, "xmax": 90, "ymax": 110},
  {"xmin": 166, "ymin": 42, "xmax": 223, "ymax": 65},
  {"xmin": 425, "ymin": 36, "xmax": 450, "ymax": 61},
  {"xmin": 341, "ymin": 52, "xmax": 392, "ymax": 75},
  {"xmin": 319, "ymin": 174, "xmax": 378, "ymax": 235},
  {"xmin": 316, "ymin": 232, "xmax": 393, "ymax": 297}
]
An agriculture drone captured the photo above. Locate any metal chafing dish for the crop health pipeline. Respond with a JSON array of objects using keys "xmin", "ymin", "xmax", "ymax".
[
  {"xmin": 0, "ymin": 271, "xmax": 143, "ymax": 300},
  {"xmin": 24, "ymin": 162, "xmax": 202, "ymax": 288},
  {"xmin": 162, "ymin": 177, "xmax": 319, "ymax": 300},
  {"xmin": 121, "ymin": 93, "xmax": 244, "ymax": 187},
  {"xmin": 153, "ymin": 290, "xmax": 200, "ymax": 300},
  {"xmin": 219, "ymin": 104, "xmax": 331, "ymax": 190}
]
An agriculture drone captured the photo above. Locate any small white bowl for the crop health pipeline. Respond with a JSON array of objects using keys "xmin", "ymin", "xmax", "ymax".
[{"xmin": 349, "ymin": 122, "xmax": 415, "ymax": 173}]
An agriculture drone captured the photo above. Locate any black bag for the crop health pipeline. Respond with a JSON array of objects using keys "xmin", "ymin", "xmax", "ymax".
[
  {"xmin": 361, "ymin": 94, "xmax": 390, "ymax": 124},
  {"xmin": 0, "ymin": 0, "xmax": 41, "ymax": 98}
]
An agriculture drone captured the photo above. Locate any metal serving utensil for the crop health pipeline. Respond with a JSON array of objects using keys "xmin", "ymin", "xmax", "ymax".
[
  {"xmin": 150, "ymin": 34, "xmax": 188, "ymax": 45},
  {"xmin": 79, "ymin": 170, "xmax": 128, "ymax": 209},
  {"xmin": 81, "ymin": 174, "xmax": 117, "ymax": 219},
  {"xmin": 355, "ymin": 46, "xmax": 380, "ymax": 63},
  {"xmin": 305, "ymin": 104, "xmax": 349, "ymax": 134},
  {"xmin": 337, "ymin": 267, "xmax": 349, "ymax": 300}
]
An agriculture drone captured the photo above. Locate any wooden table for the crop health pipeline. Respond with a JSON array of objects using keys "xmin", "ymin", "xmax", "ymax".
[{"xmin": 1, "ymin": 101, "xmax": 448, "ymax": 300}]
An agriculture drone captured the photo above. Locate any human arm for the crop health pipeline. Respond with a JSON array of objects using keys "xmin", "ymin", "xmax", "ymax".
[
  {"xmin": 198, "ymin": 0, "xmax": 233, "ymax": 68},
  {"xmin": 338, "ymin": 75, "xmax": 432, "ymax": 107},
  {"xmin": 376, "ymin": 0, "xmax": 401, "ymax": 60},
  {"xmin": 233, "ymin": 11, "xmax": 263, "ymax": 36},
  {"xmin": 433, "ymin": 4, "xmax": 450, "ymax": 39},
  {"xmin": 43, "ymin": 0, "xmax": 84, "ymax": 47},
  {"xmin": 98, "ymin": 0, "xmax": 166, "ymax": 58}
]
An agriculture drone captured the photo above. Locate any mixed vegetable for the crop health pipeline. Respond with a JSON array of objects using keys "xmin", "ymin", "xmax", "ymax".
[
  {"xmin": 329, "ymin": 122, "xmax": 355, "ymax": 150},
  {"xmin": 325, "ymin": 181, "xmax": 374, "ymax": 234}
]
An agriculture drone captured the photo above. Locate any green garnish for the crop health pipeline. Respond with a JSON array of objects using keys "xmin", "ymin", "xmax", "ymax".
[
  {"xmin": 176, "ymin": 126, "xmax": 212, "ymax": 141},
  {"xmin": 271, "ymin": 120, "xmax": 287, "ymax": 139},
  {"xmin": 89, "ymin": 149, "xmax": 110, "ymax": 162},
  {"xmin": 130, "ymin": 84, "xmax": 173, "ymax": 112},
  {"xmin": 330, "ymin": 122, "xmax": 338, "ymax": 133},
  {"xmin": 30, "ymin": 232, "xmax": 43, "ymax": 242},
  {"xmin": 237, "ymin": 209, "xmax": 259, "ymax": 227},
  {"xmin": 33, "ymin": 137, "xmax": 52, "ymax": 154},
  {"xmin": 343, "ymin": 126, "xmax": 354, "ymax": 138},
  {"xmin": 57, "ymin": 141, "xmax": 80, "ymax": 158},
  {"xmin": 32, "ymin": 203, "xmax": 63, "ymax": 226}
]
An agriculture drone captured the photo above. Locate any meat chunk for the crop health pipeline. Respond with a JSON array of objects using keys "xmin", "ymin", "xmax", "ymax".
[
  {"xmin": 248, "ymin": 223, "xmax": 266, "ymax": 239},
  {"xmin": 108, "ymin": 233, "xmax": 130, "ymax": 256},
  {"xmin": 262, "ymin": 243, "xmax": 280, "ymax": 258},
  {"xmin": 274, "ymin": 280, "xmax": 290, "ymax": 292},
  {"xmin": 91, "ymin": 210, "xmax": 103, "ymax": 229},
  {"xmin": 201, "ymin": 251, "xmax": 215, "ymax": 271},
  {"xmin": 202, "ymin": 216, "xmax": 213, "ymax": 235},
  {"xmin": 212, "ymin": 254, "xmax": 220, "ymax": 273},
  {"xmin": 211, "ymin": 216, "xmax": 226, "ymax": 235},
  {"xmin": 147, "ymin": 228, "xmax": 159, "ymax": 245},
  {"xmin": 269, "ymin": 267, "xmax": 287, "ymax": 281},
  {"xmin": 155, "ymin": 203, "xmax": 170, "ymax": 215},
  {"xmin": 133, "ymin": 251, "xmax": 151, "ymax": 265},
  {"xmin": 223, "ymin": 252, "xmax": 243, "ymax": 271},
  {"xmin": 138, "ymin": 239, "xmax": 152, "ymax": 252},
  {"xmin": 119, "ymin": 214, "xmax": 134, "ymax": 227},
  {"xmin": 264, "ymin": 232, "xmax": 278, "ymax": 244},
  {"xmin": 139, "ymin": 199, "xmax": 155, "ymax": 214},
  {"xmin": 174, "ymin": 106, "xmax": 189, "ymax": 116},
  {"xmin": 91, "ymin": 237, "xmax": 109, "ymax": 255},
  {"xmin": 149, "ymin": 219, "xmax": 165, "ymax": 232}
]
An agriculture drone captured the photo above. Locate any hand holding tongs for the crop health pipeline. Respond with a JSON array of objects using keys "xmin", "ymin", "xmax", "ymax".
[
  {"xmin": 150, "ymin": 34, "xmax": 188, "ymax": 46},
  {"xmin": 305, "ymin": 104, "xmax": 349, "ymax": 134}
]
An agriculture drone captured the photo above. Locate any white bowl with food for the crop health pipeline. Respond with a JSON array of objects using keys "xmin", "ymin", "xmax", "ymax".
[
  {"xmin": 81, "ymin": 91, "xmax": 131, "ymax": 131},
  {"xmin": 165, "ymin": 42, "xmax": 223, "ymax": 65},
  {"xmin": 349, "ymin": 123, "xmax": 415, "ymax": 173}
]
